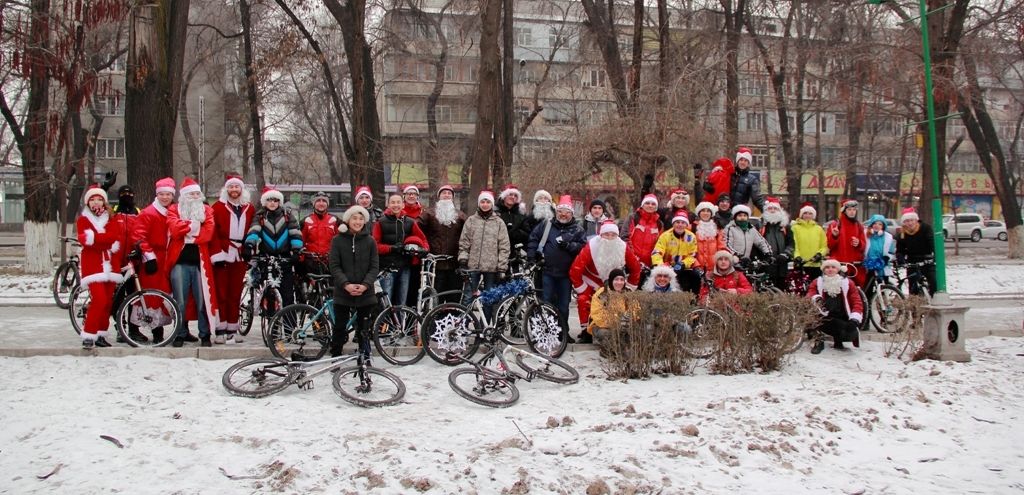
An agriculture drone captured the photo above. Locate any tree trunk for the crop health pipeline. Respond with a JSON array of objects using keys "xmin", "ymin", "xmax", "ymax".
[
  {"xmin": 722, "ymin": 0, "xmax": 745, "ymax": 153},
  {"xmin": 466, "ymin": 0, "xmax": 503, "ymax": 202},
  {"xmin": 629, "ymin": 0, "xmax": 643, "ymax": 107},
  {"xmin": 579, "ymin": 0, "xmax": 631, "ymax": 116},
  {"xmin": 125, "ymin": 0, "xmax": 190, "ymax": 205},
  {"xmin": 22, "ymin": 0, "xmax": 57, "ymax": 273},
  {"xmin": 494, "ymin": 0, "xmax": 515, "ymax": 186},
  {"xmin": 239, "ymin": 0, "xmax": 266, "ymax": 189},
  {"xmin": 657, "ymin": 0, "xmax": 670, "ymax": 107}
]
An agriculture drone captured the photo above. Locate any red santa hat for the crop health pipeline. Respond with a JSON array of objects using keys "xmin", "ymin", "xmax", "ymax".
[
  {"xmin": 179, "ymin": 177, "xmax": 201, "ymax": 196},
  {"xmin": 155, "ymin": 177, "xmax": 176, "ymax": 195},
  {"xmin": 714, "ymin": 250, "xmax": 739, "ymax": 264},
  {"xmin": 731, "ymin": 204, "xmax": 752, "ymax": 217},
  {"xmin": 840, "ymin": 198, "xmax": 859, "ymax": 211},
  {"xmin": 555, "ymin": 194, "xmax": 573, "ymax": 211},
  {"xmin": 599, "ymin": 220, "xmax": 619, "ymax": 235},
  {"xmin": 478, "ymin": 190, "xmax": 495, "ymax": 205},
  {"xmin": 799, "ymin": 201, "xmax": 817, "ymax": 218},
  {"xmin": 763, "ymin": 196, "xmax": 782, "ymax": 210},
  {"xmin": 354, "ymin": 186, "xmax": 372, "ymax": 200},
  {"xmin": 671, "ymin": 211, "xmax": 690, "ymax": 225},
  {"xmin": 261, "ymin": 186, "xmax": 284, "ymax": 206},
  {"xmin": 900, "ymin": 207, "xmax": 919, "ymax": 222},
  {"xmin": 534, "ymin": 189, "xmax": 552, "ymax": 203},
  {"xmin": 669, "ymin": 188, "xmax": 689, "ymax": 200},
  {"xmin": 499, "ymin": 184, "xmax": 522, "ymax": 200},
  {"xmin": 640, "ymin": 194, "xmax": 659, "ymax": 207},
  {"xmin": 402, "ymin": 184, "xmax": 420, "ymax": 195},
  {"xmin": 695, "ymin": 201, "xmax": 716, "ymax": 216},
  {"xmin": 84, "ymin": 183, "xmax": 107, "ymax": 204},
  {"xmin": 436, "ymin": 184, "xmax": 455, "ymax": 199},
  {"xmin": 821, "ymin": 258, "xmax": 847, "ymax": 273},
  {"xmin": 736, "ymin": 147, "xmax": 753, "ymax": 165},
  {"xmin": 224, "ymin": 173, "xmax": 244, "ymax": 189}
]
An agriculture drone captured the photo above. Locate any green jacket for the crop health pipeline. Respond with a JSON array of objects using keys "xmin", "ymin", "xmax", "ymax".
[{"xmin": 791, "ymin": 219, "xmax": 828, "ymax": 267}]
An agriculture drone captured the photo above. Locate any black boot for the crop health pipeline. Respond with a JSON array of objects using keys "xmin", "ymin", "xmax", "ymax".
[
  {"xmin": 128, "ymin": 328, "xmax": 150, "ymax": 343},
  {"xmin": 116, "ymin": 333, "xmax": 127, "ymax": 343},
  {"xmin": 171, "ymin": 337, "xmax": 185, "ymax": 348},
  {"xmin": 95, "ymin": 337, "xmax": 112, "ymax": 348},
  {"xmin": 182, "ymin": 333, "xmax": 199, "ymax": 343},
  {"xmin": 151, "ymin": 327, "xmax": 164, "ymax": 344},
  {"xmin": 200, "ymin": 337, "xmax": 212, "ymax": 347},
  {"xmin": 833, "ymin": 341, "xmax": 846, "ymax": 350},
  {"xmin": 577, "ymin": 332, "xmax": 593, "ymax": 344},
  {"xmin": 811, "ymin": 339, "xmax": 825, "ymax": 355},
  {"xmin": 82, "ymin": 339, "xmax": 95, "ymax": 349}
]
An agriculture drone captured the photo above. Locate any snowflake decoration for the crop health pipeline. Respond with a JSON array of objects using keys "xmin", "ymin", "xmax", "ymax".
[
  {"xmin": 528, "ymin": 309, "xmax": 562, "ymax": 355},
  {"xmin": 430, "ymin": 312, "xmax": 470, "ymax": 352}
]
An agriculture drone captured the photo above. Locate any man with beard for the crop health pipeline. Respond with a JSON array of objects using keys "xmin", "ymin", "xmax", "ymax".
[
  {"xmin": 244, "ymin": 186, "xmax": 304, "ymax": 310},
  {"xmin": 581, "ymin": 198, "xmax": 610, "ymax": 240},
  {"xmin": 496, "ymin": 184, "xmax": 531, "ymax": 262},
  {"xmin": 826, "ymin": 198, "xmax": 867, "ymax": 287},
  {"xmin": 167, "ymin": 178, "xmax": 219, "ymax": 347},
  {"xmin": 759, "ymin": 196, "xmax": 794, "ymax": 290},
  {"xmin": 730, "ymin": 147, "xmax": 765, "ymax": 211},
  {"xmin": 570, "ymin": 221, "xmax": 642, "ymax": 343},
  {"xmin": 659, "ymin": 188, "xmax": 694, "ymax": 227},
  {"xmin": 528, "ymin": 189, "xmax": 554, "ymax": 233},
  {"xmin": 132, "ymin": 177, "xmax": 179, "ymax": 344},
  {"xmin": 211, "ymin": 174, "xmax": 255, "ymax": 343},
  {"xmin": 806, "ymin": 258, "xmax": 863, "ymax": 354},
  {"xmin": 693, "ymin": 201, "xmax": 725, "ymax": 272},
  {"xmin": 528, "ymin": 195, "xmax": 585, "ymax": 342},
  {"xmin": 459, "ymin": 190, "xmax": 510, "ymax": 319},
  {"xmin": 354, "ymin": 186, "xmax": 383, "ymax": 225},
  {"xmin": 419, "ymin": 185, "xmax": 465, "ymax": 303},
  {"xmin": 622, "ymin": 194, "xmax": 664, "ymax": 269}
]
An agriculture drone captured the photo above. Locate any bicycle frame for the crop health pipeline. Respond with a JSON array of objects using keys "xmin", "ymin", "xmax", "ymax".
[{"xmin": 453, "ymin": 328, "xmax": 549, "ymax": 384}]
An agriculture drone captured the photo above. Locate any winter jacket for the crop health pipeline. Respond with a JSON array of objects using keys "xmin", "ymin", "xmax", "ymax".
[
  {"xmin": 791, "ymin": 219, "xmax": 828, "ymax": 267},
  {"xmin": 420, "ymin": 210, "xmax": 466, "ymax": 271},
  {"xmin": 166, "ymin": 203, "xmax": 220, "ymax": 327},
  {"xmin": 459, "ymin": 211, "xmax": 511, "ymax": 273},
  {"xmin": 329, "ymin": 229, "xmax": 380, "ymax": 308},
  {"xmin": 363, "ymin": 205, "xmax": 384, "ymax": 226},
  {"xmin": 301, "ymin": 211, "xmax": 341, "ymax": 257},
  {"xmin": 713, "ymin": 210, "xmax": 733, "ymax": 230},
  {"xmin": 659, "ymin": 207, "xmax": 696, "ymax": 230},
  {"xmin": 896, "ymin": 222, "xmax": 935, "ymax": 263},
  {"xmin": 569, "ymin": 237, "xmax": 643, "ymax": 292},
  {"xmin": 622, "ymin": 209, "xmax": 664, "ymax": 267},
  {"xmin": 527, "ymin": 218, "xmax": 585, "ymax": 277},
  {"xmin": 496, "ymin": 202, "xmax": 531, "ymax": 253},
  {"xmin": 806, "ymin": 276, "xmax": 865, "ymax": 323},
  {"xmin": 863, "ymin": 227, "xmax": 896, "ymax": 278},
  {"xmin": 245, "ymin": 208, "xmax": 303, "ymax": 256},
  {"xmin": 134, "ymin": 200, "xmax": 170, "ymax": 263},
  {"xmin": 730, "ymin": 168, "xmax": 765, "ymax": 211},
  {"xmin": 723, "ymin": 221, "xmax": 772, "ymax": 260},
  {"xmin": 651, "ymin": 229, "xmax": 698, "ymax": 269},
  {"xmin": 760, "ymin": 221, "xmax": 794, "ymax": 279},
  {"xmin": 826, "ymin": 215, "xmax": 866, "ymax": 264},
  {"xmin": 211, "ymin": 200, "xmax": 255, "ymax": 264},
  {"xmin": 581, "ymin": 213, "xmax": 610, "ymax": 239},
  {"xmin": 698, "ymin": 268, "xmax": 753, "ymax": 303},
  {"xmin": 702, "ymin": 158, "xmax": 734, "ymax": 204},
  {"xmin": 694, "ymin": 222, "xmax": 726, "ymax": 270},
  {"xmin": 77, "ymin": 208, "xmax": 125, "ymax": 287},
  {"xmin": 372, "ymin": 212, "xmax": 429, "ymax": 270},
  {"xmin": 589, "ymin": 287, "xmax": 638, "ymax": 331}
]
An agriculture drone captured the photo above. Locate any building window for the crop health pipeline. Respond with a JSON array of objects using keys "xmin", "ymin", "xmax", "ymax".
[
  {"xmin": 466, "ymin": 63, "xmax": 478, "ymax": 82},
  {"xmin": 750, "ymin": 147, "xmax": 769, "ymax": 169},
  {"xmin": 100, "ymin": 53, "xmax": 126, "ymax": 73},
  {"xmin": 444, "ymin": 64, "xmax": 455, "ymax": 81},
  {"xmin": 543, "ymin": 102, "xmax": 576, "ymax": 126},
  {"xmin": 514, "ymin": 27, "xmax": 532, "ymax": 47},
  {"xmin": 517, "ymin": 68, "xmax": 535, "ymax": 83},
  {"xmin": 745, "ymin": 112, "xmax": 765, "ymax": 131},
  {"xmin": 433, "ymin": 105, "xmax": 452, "ymax": 123},
  {"xmin": 819, "ymin": 114, "xmax": 829, "ymax": 134},
  {"xmin": 740, "ymin": 77, "xmax": 768, "ymax": 96},
  {"xmin": 548, "ymin": 27, "xmax": 566, "ymax": 48},
  {"xmin": 94, "ymin": 95, "xmax": 123, "ymax": 116},
  {"xmin": 96, "ymin": 138, "xmax": 125, "ymax": 159},
  {"xmin": 582, "ymin": 69, "xmax": 606, "ymax": 88},
  {"xmin": 835, "ymin": 113, "xmax": 848, "ymax": 135}
]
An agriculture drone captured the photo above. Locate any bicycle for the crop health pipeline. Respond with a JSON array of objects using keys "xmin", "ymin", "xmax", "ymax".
[
  {"xmin": 222, "ymin": 330, "xmax": 405, "ymax": 407},
  {"xmin": 741, "ymin": 258, "xmax": 784, "ymax": 294},
  {"xmin": 837, "ymin": 262, "xmax": 872, "ymax": 333},
  {"xmin": 892, "ymin": 259, "xmax": 934, "ymax": 302},
  {"xmin": 68, "ymin": 246, "xmax": 180, "ymax": 346},
  {"xmin": 490, "ymin": 260, "xmax": 558, "ymax": 348},
  {"xmin": 420, "ymin": 273, "xmax": 567, "ymax": 366},
  {"xmin": 241, "ymin": 254, "xmax": 287, "ymax": 343},
  {"xmin": 447, "ymin": 324, "xmax": 578, "ymax": 408},
  {"xmin": 784, "ymin": 257, "xmax": 814, "ymax": 296},
  {"xmin": 294, "ymin": 251, "xmax": 332, "ymax": 308},
  {"xmin": 862, "ymin": 265, "xmax": 909, "ymax": 334},
  {"xmin": 52, "ymin": 236, "xmax": 81, "ymax": 309}
]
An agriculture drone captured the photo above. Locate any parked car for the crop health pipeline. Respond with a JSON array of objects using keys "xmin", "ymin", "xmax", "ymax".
[
  {"xmin": 883, "ymin": 218, "xmax": 901, "ymax": 237},
  {"xmin": 981, "ymin": 220, "xmax": 1008, "ymax": 241},
  {"xmin": 941, "ymin": 213, "xmax": 986, "ymax": 242}
]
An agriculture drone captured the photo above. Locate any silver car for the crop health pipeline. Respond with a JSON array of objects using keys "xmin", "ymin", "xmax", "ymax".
[{"xmin": 981, "ymin": 220, "xmax": 1008, "ymax": 241}]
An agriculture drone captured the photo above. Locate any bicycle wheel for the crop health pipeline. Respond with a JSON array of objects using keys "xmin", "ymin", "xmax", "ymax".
[
  {"xmin": 680, "ymin": 308, "xmax": 724, "ymax": 359},
  {"xmin": 265, "ymin": 304, "xmax": 331, "ymax": 361},
  {"xmin": 421, "ymin": 303, "xmax": 481, "ymax": 366},
  {"xmin": 769, "ymin": 303, "xmax": 804, "ymax": 354},
  {"xmin": 114, "ymin": 289, "xmax": 180, "ymax": 347},
  {"xmin": 222, "ymin": 357, "xmax": 296, "ymax": 398},
  {"xmin": 495, "ymin": 294, "xmax": 528, "ymax": 345},
  {"xmin": 68, "ymin": 285, "xmax": 91, "ymax": 335},
  {"xmin": 523, "ymin": 301, "xmax": 567, "ymax": 358},
  {"xmin": 857, "ymin": 287, "xmax": 871, "ymax": 332},
  {"xmin": 514, "ymin": 352, "xmax": 579, "ymax": 384},
  {"xmin": 238, "ymin": 287, "xmax": 256, "ymax": 336},
  {"xmin": 448, "ymin": 368, "xmax": 519, "ymax": 408},
  {"xmin": 332, "ymin": 365, "xmax": 406, "ymax": 407},
  {"xmin": 372, "ymin": 305, "xmax": 425, "ymax": 365},
  {"xmin": 870, "ymin": 284, "xmax": 908, "ymax": 333},
  {"xmin": 52, "ymin": 261, "xmax": 79, "ymax": 309}
]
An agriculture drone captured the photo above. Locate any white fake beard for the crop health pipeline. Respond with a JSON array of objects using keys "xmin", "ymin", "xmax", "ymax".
[
  {"xmin": 435, "ymin": 199, "xmax": 458, "ymax": 226},
  {"xmin": 179, "ymin": 197, "xmax": 206, "ymax": 222},
  {"xmin": 592, "ymin": 237, "xmax": 627, "ymax": 281},
  {"xmin": 762, "ymin": 209, "xmax": 789, "ymax": 225},
  {"xmin": 533, "ymin": 204, "xmax": 554, "ymax": 222},
  {"xmin": 695, "ymin": 220, "xmax": 719, "ymax": 240},
  {"xmin": 822, "ymin": 274, "xmax": 843, "ymax": 297}
]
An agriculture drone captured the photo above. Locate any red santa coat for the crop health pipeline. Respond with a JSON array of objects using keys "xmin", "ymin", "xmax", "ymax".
[
  {"xmin": 570, "ymin": 237, "xmax": 642, "ymax": 293},
  {"xmin": 624, "ymin": 209, "xmax": 664, "ymax": 267},
  {"xmin": 210, "ymin": 200, "xmax": 255, "ymax": 263},
  {"xmin": 77, "ymin": 208, "xmax": 125, "ymax": 286},
  {"xmin": 826, "ymin": 215, "xmax": 868, "ymax": 286},
  {"xmin": 133, "ymin": 201, "xmax": 172, "ymax": 294},
  {"xmin": 698, "ymin": 268, "xmax": 753, "ymax": 302},
  {"xmin": 703, "ymin": 158, "xmax": 735, "ymax": 204},
  {"xmin": 166, "ymin": 204, "xmax": 220, "ymax": 328},
  {"xmin": 301, "ymin": 212, "xmax": 340, "ymax": 257},
  {"xmin": 806, "ymin": 276, "xmax": 864, "ymax": 322}
]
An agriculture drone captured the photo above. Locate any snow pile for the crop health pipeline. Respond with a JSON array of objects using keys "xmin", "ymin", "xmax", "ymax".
[
  {"xmin": 3, "ymin": 337, "xmax": 1023, "ymax": 493},
  {"xmin": 946, "ymin": 263, "xmax": 1024, "ymax": 296}
]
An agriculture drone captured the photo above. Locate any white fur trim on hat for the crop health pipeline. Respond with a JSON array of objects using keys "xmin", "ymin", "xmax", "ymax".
[
  {"xmin": 713, "ymin": 250, "xmax": 738, "ymax": 264},
  {"xmin": 224, "ymin": 177, "xmax": 244, "ymax": 188},
  {"xmin": 478, "ymin": 190, "xmax": 495, "ymax": 204},
  {"xmin": 672, "ymin": 214, "xmax": 690, "ymax": 225},
  {"xmin": 736, "ymin": 148, "xmax": 753, "ymax": 164},
  {"xmin": 695, "ymin": 202, "xmax": 716, "ymax": 215},
  {"xmin": 342, "ymin": 205, "xmax": 369, "ymax": 224},
  {"xmin": 403, "ymin": 185, "xmax": 420, "ymax": 195},
  {"xmin": 900, "ymin": 208, "xmax": 919, "ymax": 223},
  {"xmin": 180, "ymin": 183, "xmax": 201, "ymax": 196},
  {"xmin": 731, "ymin": 204, "xmax": 751, "ymax": 217},
  {"xmin": 821, "ymin": 258, "xmax": 846, "ymax": 273},
  {"xmin": 800, "ymin": 204, "xmax": 817, "ymax": 218},
  {"xmin": 261, "ymin": 189, "xmax": 284, "ymax": 206},
  {"xmin": 641, "ymin": 194, "xmax": 658, "ymax": 207},
  {"xmin": 355, "ymin": 186, "xmax": 373, "ymax": 200},
  {"xmin": 599, "ymin": 221, "xmax": 619, "ymax": 235},
  {"xmin": 499, "ymin": 186, "xmax": 522, "ymax": 200},
  {"xmin": 534, "ymin": 190, "xmax": 552, "ymax": 203},
  {"xmin": 84, "ymin": 186, "xmax": 107, "ymax": 204}
]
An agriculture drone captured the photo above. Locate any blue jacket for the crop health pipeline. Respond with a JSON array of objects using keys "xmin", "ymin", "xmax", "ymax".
[{"xmin": 527, "ymin": 218, "xmax": 585, "ymax": 277}]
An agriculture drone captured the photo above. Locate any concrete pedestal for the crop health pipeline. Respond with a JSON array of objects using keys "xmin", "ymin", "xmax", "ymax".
[{"xmin": 921, "ymin": 292, "xmax": 971, "ymax": 362}]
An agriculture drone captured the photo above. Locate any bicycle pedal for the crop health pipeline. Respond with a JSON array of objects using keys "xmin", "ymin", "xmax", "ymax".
[{"xmin": 299, "ymin": 380, "xmax": 314, "ymax": 390}]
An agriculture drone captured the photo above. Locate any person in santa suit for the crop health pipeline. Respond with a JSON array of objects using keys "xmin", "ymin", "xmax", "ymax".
[
  {"xmin": 698, "ymin": 250, "xmax": 753, "ymax": 303},
  {"xmin": 621, "ymin": 193, "xmax": 665, "ymax": 269},
  {"xmin": 826, "ymin": 198, "xmax": 867, "ymax": 287},
  {"xmin": 77, "ymin": 185, "xmax": 125, "ymax": 348},
  {"xmin": 109, "ymin": 184, "xmax": 147, "ymax": 343},
  {"xmin": 166, "ymin": 178, "xmax": 219, "ymax": 347},
  {"xmin": 569, "ymin": 221, "xmax": 642, "ymax": 343},
  {"xmin": 132, "ymin": 177, "xmax": 179, "ymax": 344},
  {"xmin": 353, "ymin": 185, "xmax": 383, "ymax": 225},
  {"xmin": 701, "ymin": 157, "xmax": 735, "ymax": 204},
  {"xmin": 806, "ymin": 258, "xmax": 864, "ymax": 354},
  {"xmin": 210, "ymin": 174, "xmax": 255, "ymax": 343}
]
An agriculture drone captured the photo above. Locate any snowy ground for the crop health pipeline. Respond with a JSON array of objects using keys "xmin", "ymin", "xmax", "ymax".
[{"xmin": 3, "ymin": 337, "xmax": 1024, "ymax": 494}]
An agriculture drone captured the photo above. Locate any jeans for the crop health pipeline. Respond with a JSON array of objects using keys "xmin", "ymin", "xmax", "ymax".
[
  {"xmin": 542, "ymin": 274, "xmax": 572, "ymax": 334},
  {"xmin": 171, "ymin": 263, "xmax": 210, "ymax": 339},
  {"xmin": 462, "ymin": 271, "xmax": 498, "ymax": 319},
  {"xmin": 380, "ymin": 267, "xmax": 411, "ymax": 306}
]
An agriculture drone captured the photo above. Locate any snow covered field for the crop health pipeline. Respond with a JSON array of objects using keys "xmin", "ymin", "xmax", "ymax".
[{"xmin": 3, "ymin": 337, "xmax": 1024, "ymax": 494}]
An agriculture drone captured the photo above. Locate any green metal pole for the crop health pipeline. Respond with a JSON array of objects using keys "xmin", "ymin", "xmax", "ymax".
[{"xmin": 919, "ymin": 0, "xmax": 947, "ymax": 293}]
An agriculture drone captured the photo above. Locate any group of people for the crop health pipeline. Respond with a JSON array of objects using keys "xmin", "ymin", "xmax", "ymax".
[{"xmin": 76, "ymin": 146, "xmax": 938, "ymax": 356}]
